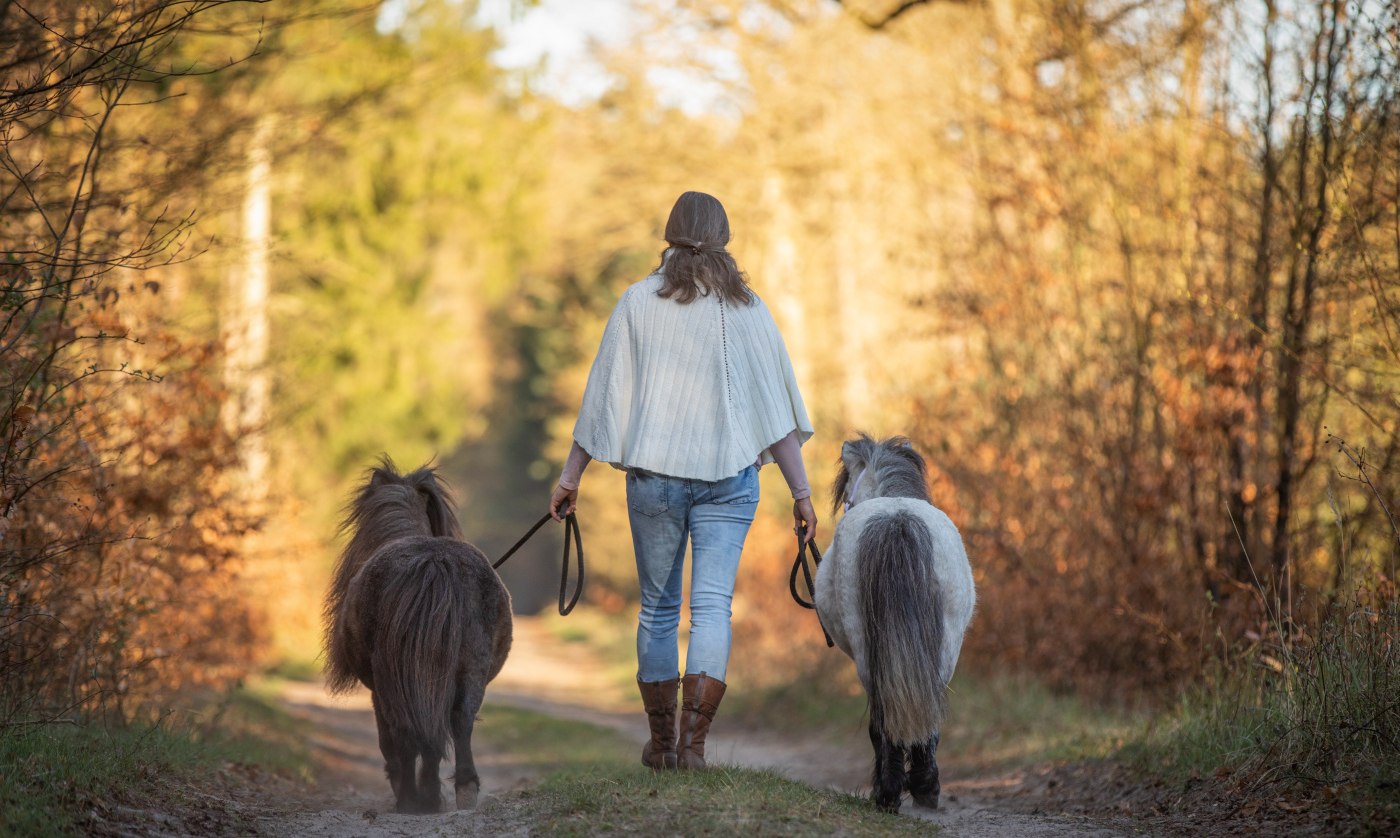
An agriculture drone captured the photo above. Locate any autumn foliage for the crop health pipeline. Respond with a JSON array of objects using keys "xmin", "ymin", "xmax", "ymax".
[
  {"xmin": 2, "ymin": 329, "xmax": 263, "ymax": 722},
  {"xmin": 1, "ymin": 2, "xmax": 266, "ymax": 723}
]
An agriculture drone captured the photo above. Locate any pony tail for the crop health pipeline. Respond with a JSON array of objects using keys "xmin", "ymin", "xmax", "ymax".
[
  {"xmin": 858, "ymin": 512, "xmax": 947, "ymax": 744},
  {"xmin": 324, "ymin": 608, "xmax": 360, "ymax": 695},
  {"xmin": 374, "ymin": 557, "xmax": 463, "ymax": 760}
]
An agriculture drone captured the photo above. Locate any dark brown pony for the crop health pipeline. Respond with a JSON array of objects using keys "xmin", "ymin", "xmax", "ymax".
[{"xmin": 324, "ymin": 460, "xmax": 512, "ymax": 813}]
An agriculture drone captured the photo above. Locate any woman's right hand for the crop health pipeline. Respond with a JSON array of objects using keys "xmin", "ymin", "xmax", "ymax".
[
  {"xmin": 550, "ymin": 484, "xmax": 578, "ymax": 521},
  {"xmin": 794, "ymin": 497, "xmax": 818, "ymax": 544}
]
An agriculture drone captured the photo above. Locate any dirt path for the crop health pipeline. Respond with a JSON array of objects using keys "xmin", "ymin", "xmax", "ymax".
[{"xmin": 254, "ymin": 617, "xmax": 1147, "ymax": 836}]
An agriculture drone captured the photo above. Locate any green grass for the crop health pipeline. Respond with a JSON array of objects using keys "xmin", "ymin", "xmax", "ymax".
[
  {"xmin": 477, "ymin": 695, "xmax": 927, "ymax": 833},
  {"xmin": 478, "ymin": 704, "xmax": 635, "ymax": 771},
  {"xmin": 462, "ymin": 690, "xmax": 942, "ymax": 834},
  {"xmin": 262, "ymin": 654, "xmax": 323, "ymax": 683},
  {"xmin": 724, "ymin": 663, "xmax": 869, "ymax": 731},
  {"xmin": 540, "ymin": 609, "xmax": 639, "ymax": 667},
  {"xmin": 728, "ymin": 666, "xmax": 1141, "ymax": 773},
  {"xmin": 941, "ymin": 670, "xmax": 1143, "ymax": 767},
  {"xmin": 0, "ymin": 684, "xmax": 311, "ymax": 837},
  {"xmin": 516, "ymin": 764, "xmax": 931, "ymax": 835}
]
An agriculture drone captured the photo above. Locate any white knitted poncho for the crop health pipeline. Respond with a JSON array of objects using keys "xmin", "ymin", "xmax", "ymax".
[{"xmin": 572, "ymin": 273, "xmax": 813, "ymax": 482}]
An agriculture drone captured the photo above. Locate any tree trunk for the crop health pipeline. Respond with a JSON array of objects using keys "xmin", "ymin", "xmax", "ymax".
[{"xmin": 223, "ymin": 114, "xmax": 273, "ymax": 498}]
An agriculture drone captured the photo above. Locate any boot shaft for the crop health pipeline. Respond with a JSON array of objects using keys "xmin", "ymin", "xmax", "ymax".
[
  {"xmin": 678, "ymin": 672, "xmax": 727, "ymax": 769},
  {"xmin": 638, "ymin": 677, "xmax": 679, "ymax": 770}
]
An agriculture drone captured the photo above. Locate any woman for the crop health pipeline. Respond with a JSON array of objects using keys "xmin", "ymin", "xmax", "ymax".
[{"xmin": 549, "ymin": 191, "xmax": 817, "ymax": 771}]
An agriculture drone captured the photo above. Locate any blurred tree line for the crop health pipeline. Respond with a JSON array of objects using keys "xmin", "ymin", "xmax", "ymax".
[
  {"xmin": 510, "ymin": 0, "xmax": 1399, "ymax": 698},
  {"xmin": 3, "ymin": 0, "xmax": 1395, "ymax": 723}
]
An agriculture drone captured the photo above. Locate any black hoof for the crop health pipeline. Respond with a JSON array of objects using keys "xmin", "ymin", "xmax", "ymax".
[
  {"xmin": 395, "ymin": 796, "xmax": 443, "ymax": 815},
  {"xmin": 873, "ymin": 792, "xmax": 902, "ymax": 814},
  {"xmin": 911, "ymin": 789, "xmax": 939, "ymax": 809}
]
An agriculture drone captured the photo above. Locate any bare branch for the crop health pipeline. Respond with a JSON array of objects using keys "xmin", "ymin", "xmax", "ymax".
[{"xmin": 832, "ymin": 0, "xmax": 972, "ymax": 30}]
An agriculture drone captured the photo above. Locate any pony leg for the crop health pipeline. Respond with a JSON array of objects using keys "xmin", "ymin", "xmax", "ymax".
[
  {"xmin": 391, "ymin": 736, "xmax": 421, "ymax": 814},
  {"xmin": 372, "ymin": 695, "xmax": 404, "ymax": 805},
  {"xmin": 869, "ymin": 716, "xmax": 906, "ymax": 813},
  {"xmin": 907, "ymin": 731, "xmax": 941, "ymax": 809},
  {"xmin": 451, "ymin": 682, "xmax": 486, "ymax": 810},
  {"xmin": 417, "ymin": 749, "xmax": 443, "ymax": 814}
]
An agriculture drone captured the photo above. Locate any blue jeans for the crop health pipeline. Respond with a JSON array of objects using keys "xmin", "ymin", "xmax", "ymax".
[{"xmin": 627, "ymin": 465, "xmax": 759, "ymax": 682}]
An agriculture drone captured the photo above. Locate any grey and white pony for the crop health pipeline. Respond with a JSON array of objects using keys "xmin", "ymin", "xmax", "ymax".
[
  {"xmin": 814, "ymin": 435, "xmax": 975, "ymax": 813},
  {"xmin": 325, "ymin": 460, "xmax": 513, "ymax": 814}
]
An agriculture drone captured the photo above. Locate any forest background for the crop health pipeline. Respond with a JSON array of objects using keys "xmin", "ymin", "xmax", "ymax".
[{"xmin": 2, "ymin": 0, "xmax": 1397, "ymax": 811}]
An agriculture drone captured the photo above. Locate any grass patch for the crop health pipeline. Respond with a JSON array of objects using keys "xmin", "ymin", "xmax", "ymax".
[
  {"xmin": 730, "ymin": 665, "xmax": 1139, "ymax": 772},
  {"xmin": 522, "ymin": 764, "xmax": 929, "ymax": 835},
  {"xmin": 726, "ymin": 670, "xmax": 869, "ymax": 732},
  {"xmin": 0, "ymin": 683, "xmax": 311, "ymax": 837},
  {"xmin": 941, "ymin": 670, "xmax": 1143, "ymax": 768},
  {"xmin": 478, "ymin": 704, "xmax": 634, "ymax": 771},
  {"xmin": 478, "ymin": 697, "xmax": 921, "ymax": 834},
  {"xmin": 262, "ymin": 654, "xmax": 323, "ymax": 683},
  {"xmin": 539, "ymin": 609, "xmax": 638, "ymax": 667}
]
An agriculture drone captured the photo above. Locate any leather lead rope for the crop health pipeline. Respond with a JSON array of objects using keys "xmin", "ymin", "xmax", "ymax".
[
  {"xmin": 789, "ymin": 525, "xmax": 835, "ymax": 648},
  {"xmin": 494, "ymin": 511, "xmax": 585, "ymax": 616}
]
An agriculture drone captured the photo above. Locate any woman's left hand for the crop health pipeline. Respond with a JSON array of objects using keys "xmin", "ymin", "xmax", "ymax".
[
  {"xmin": 550, "ymin": 484, "xmax": 578, "ymax": 521},
  {"xmin": 793, "ymin": 497, "xmax": 818, "ymax": 544}
]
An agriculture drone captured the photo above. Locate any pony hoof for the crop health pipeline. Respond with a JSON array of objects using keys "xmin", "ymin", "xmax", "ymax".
[
  {"xmin": 456, "ymin": 781, "xmax": 480, "ymax": 810},
  {"xmin": 912, "ymin": 790, "xmax": 940, "ymax": 809},
  {"xmin": 873, "ymin": 794, "xmax": 902, "ymax": 814},
  {"xmin": 396, "ymin": 797, "xmax": 443, "ymax": 815}
]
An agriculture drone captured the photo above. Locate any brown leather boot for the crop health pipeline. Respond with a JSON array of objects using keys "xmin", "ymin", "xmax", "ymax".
[
  {"xmin": 677, "ymin": 672, "xmax": 726, "ymax": 770},
  {"xmin": 638, "ymin": 677, "xmax": 678, "ymax": 770}
]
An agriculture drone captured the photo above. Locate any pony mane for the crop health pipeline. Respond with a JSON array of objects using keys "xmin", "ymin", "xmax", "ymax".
[
  {"xmin": 832, "ymin": 434, "xmax": 930, "ymax": 514},
  {"xmin": 323, "ymin": 457, "xmax": 462, "ymax": 662}
]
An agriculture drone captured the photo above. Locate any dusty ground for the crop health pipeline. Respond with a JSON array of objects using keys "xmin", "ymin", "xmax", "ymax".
[{"xmin": 246, "ymin": 618, "xmax": 1149, "ymax": 837}]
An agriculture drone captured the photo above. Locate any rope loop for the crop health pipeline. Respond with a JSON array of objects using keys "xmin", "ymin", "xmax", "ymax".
[
  {"xmin": 494, "ymin": 511, "xmax": 585, "ymax": 617},
  {"xmin": 789, "ymin": 525, "xmax": 834, "ymax": 648},
  {"xmin": 789, "ymin": 525, "xmax": 821, "ymax": 609},
  {"xmin": 557, "ymin": 512, "xmax": 584, "ymax": 615}
]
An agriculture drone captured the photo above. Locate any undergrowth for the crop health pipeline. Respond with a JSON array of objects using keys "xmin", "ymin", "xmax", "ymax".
[
  {"xmin": 1127, "ymin": 587, "xmax": 1399, "ymax": 809},
  {"xmin": 0, "ymin": 683, "xmax": 310, "ymax": 837}
]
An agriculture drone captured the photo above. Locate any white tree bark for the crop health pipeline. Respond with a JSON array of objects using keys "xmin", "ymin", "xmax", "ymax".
[{"xmin": 223, "ymin": 115, "xmax": 273, "ymax": 496}]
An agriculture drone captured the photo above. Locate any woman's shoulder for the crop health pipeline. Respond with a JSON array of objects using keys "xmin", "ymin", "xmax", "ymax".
[
  {"xmin": 619, "ymin": 273, "xmax": 664, "ymax": 303},
  {"xmin": 602, "ymin": 275, "xmax": 660, "ymax": 323},
  {"xmin": 617, "ymin": 272, "xmax": 766, "ymax": 312},
  {"xmin": 730, "ymin": 286, "xmax": 772, "ymax": 318}
]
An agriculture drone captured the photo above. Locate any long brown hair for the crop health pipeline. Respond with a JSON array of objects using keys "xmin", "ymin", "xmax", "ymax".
[{"xmin": 654, "ymin": 191, "xmax": 754, "ymax": 305}]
